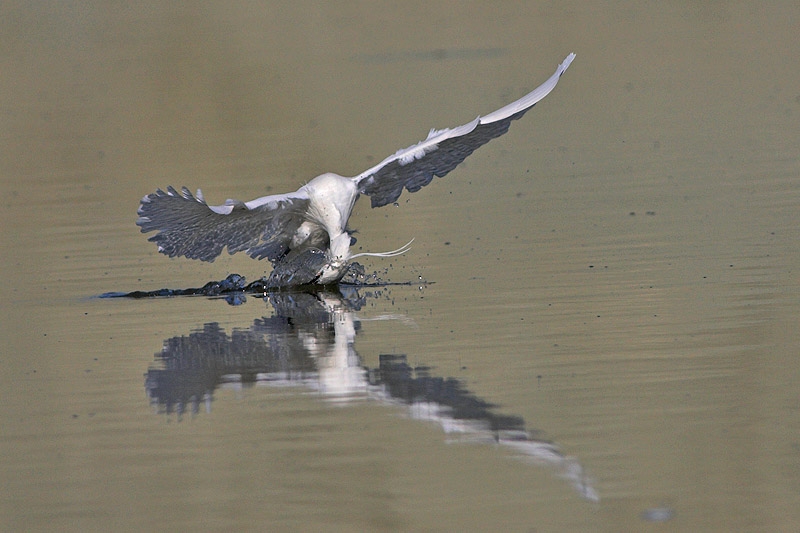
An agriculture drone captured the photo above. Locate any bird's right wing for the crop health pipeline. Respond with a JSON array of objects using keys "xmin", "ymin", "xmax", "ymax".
[
  {"xmin": 353, "ymin": 53, "xmax": 575, "ymax": 208},
  {"xmin": 137, "ymin": 186, "xmax": 311, "ymax": 263}
]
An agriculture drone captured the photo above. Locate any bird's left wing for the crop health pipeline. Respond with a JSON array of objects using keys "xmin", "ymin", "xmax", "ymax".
[
  {"xmin": 137, "ymin": 186, "xmax": 311, "ymax": 263},
  {"xmin": 353, "ymin": 53, "xmax": 575, "ymax": 208}
]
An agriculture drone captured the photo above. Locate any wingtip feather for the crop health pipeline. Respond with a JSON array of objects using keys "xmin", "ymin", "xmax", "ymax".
[{"xmin": 479, "ymin": 53, "xmax": 576, "ymax": 124}]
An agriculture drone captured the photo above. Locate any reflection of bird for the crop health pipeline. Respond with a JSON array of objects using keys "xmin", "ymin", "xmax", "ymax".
[{"xmin": 137, "ymin": 53, "xmax": 575, "ymax": 284}]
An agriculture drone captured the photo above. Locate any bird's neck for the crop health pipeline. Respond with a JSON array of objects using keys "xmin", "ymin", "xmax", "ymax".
[
  {"xmin": 315, "ymin": 233, "xmax": 352, "ymax": 284},
  {"xmin": 328, "ymin": 232, "xmax": 352, "ymax": 264},
  {"xmin": 303, "ymin": 173, "xmax": 359, "ymax": 284},
  {"xmin": 305, "ymin": 173, "xmax": 358, "ymax": 233}
]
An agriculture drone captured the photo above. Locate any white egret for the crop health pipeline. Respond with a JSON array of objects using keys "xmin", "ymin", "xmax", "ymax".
[{"xmin": 137, "ymin": 53, "xmax": 575, "ymax": 285}]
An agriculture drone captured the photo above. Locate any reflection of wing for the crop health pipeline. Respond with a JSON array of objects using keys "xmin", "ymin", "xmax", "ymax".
[
  {"xmin": 137, "ymin": 186, "xmax": 311, "ymax": 262},
  {"xmin": 353, "ymin": 53, "xmax": 575, "ymax": 208}
]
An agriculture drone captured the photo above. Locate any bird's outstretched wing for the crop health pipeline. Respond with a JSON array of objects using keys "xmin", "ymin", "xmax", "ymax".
[
  {"xmin": 353, "ymin": 53, "xmax": 575, "ymax": 208},
  {"xmin": 137, "ymin": 186, "xmax": 312, "ymax": 262}
]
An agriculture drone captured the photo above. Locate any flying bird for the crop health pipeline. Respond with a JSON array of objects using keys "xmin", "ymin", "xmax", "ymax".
[{"xmin": 137, "ymin": 53, "xmax": 575, "ymax": 285}]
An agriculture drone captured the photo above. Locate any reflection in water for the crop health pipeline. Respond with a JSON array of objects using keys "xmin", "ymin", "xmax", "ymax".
[{"xmin": 145, "ymin": 288, "xmax": 598, "ymax": 502}]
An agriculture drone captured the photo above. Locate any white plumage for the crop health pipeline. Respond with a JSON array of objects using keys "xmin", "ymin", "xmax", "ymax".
[{"xmin": 137, "ymin": 53, "xmax": 575, "ymax": 285}]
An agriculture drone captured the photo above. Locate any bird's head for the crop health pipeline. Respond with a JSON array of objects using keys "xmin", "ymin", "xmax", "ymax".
[
  {"xmin": 314, "ymin": 233, "xmax": 353, "ymax": 284},
  {"xmin": 314, "ymin": 233, "xmax": 415, "ymax": 285}
]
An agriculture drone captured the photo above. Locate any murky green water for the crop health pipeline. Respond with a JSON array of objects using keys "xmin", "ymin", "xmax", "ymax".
[{"xmin": 2, "ymin": 2, "xmax": 800, "ymax": 531}]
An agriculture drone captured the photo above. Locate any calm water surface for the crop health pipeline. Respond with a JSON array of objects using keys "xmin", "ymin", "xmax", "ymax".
[{"xmin": 2, "ymin": 3, "xmax": 800, "ymax": 531}]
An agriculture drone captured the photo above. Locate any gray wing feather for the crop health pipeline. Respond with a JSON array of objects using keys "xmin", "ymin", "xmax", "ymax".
[
  {"xmin": 136, "ymin": 186, "xmax": 310, "ymax": 263},
  {"xmin": 354, "ymin": 53, "xmax": 575, "ymax": 208}
]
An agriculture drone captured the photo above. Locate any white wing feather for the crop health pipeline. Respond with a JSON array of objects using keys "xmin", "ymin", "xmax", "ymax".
[{"xmin": 352, "ymin": 53, "xmax": 575, "ymax": 208}]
